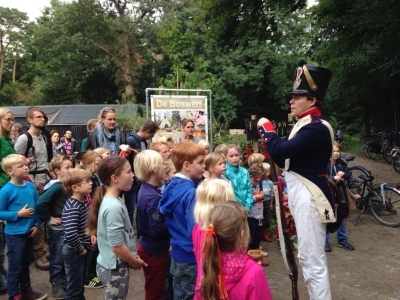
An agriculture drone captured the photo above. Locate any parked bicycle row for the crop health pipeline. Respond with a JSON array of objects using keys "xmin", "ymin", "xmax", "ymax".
[
  {"xmin": 341, "ymin": 154, "xmax": 400, "ymax": 227},
  {"xmin": 359, "ymin": 131, "xmax": 400, "ymax": 174}
]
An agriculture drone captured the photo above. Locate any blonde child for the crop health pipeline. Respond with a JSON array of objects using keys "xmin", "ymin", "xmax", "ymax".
[
  {"xmin": 248, "ymin": 163, "xmax": 269, "ymax": 266},
  {"xmin": 261, "ymin": 162, "xmax": 273, "ymax": 243},
  {"xmin": 78, "ymin": 150, "xmax": 104, "ymax": 288},
  {"xmin": 135, "ymin": 150, "xmax": 170, "ymax": 299},
  {"xmin": 93, "ymin": 147, "xmax": 111, "ymax": 159},
  {"xmin": 200, "ymin": 201, "xmax": 272, "ymax": 299},
  {"xmin": 198, "ymin": 140, "xmax": 210, "ymax": 155},
  {"xmin": 158, "ymin": 135, "xmax": 175, "ymax": 150},
  {"xmin": 160, "ymin": 159, "xmax": 176, "ymax": 192},
  {"xmin": 36, "ymin": 154, "xmax": 73, "ymax": 299},
  {"xmin": 247, "ymin": 153, "xmax": 264, "ymax": 167},
  {"xmin": 192, "ymin": 179, "xmax": 235, "ymax": 300},
  {"xmin": 0, "ymin": 154, "xmax": 46, "ymax": 300},
  {"xmin": 214, "ymin": 143, "xmax": 228, "ymax": 160},
  {"xmin": 204, "ymin": 153, "xmax": 226, "ymax": 180},
  {"xmin": 87, "ymin": 157, "xmax": 146, "ymax": 299},
  {"xmin": 222, "ymin": 144, "xmax": 253, "ymax": 212},
  {"xmin": 61, "ymin": 168, "xmax": 93, "ymax": 299}
]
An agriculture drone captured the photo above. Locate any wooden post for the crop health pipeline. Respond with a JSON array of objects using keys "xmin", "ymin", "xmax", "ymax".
[{"xmin": 251, "ymin": 115, "xmax": 259, "ymax": 153}]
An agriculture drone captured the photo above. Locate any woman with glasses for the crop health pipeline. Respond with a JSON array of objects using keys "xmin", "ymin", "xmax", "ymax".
[
  {"xmin": 0, "ymin": 108, "xmax": 16, "ymax": 294},
  {"xmin": 87, "ymin": 107, "xmax": 127, "ymax": 155}
]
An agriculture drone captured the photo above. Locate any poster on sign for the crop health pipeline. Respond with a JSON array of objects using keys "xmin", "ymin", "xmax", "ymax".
[{"xmin": 150, "ymin": 95, "xmax": 208, "ymax": 143}]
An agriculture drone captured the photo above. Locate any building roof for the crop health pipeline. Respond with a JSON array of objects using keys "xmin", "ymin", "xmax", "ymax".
[{"xmin": 1, "ymin": 104, "xmax": 139, "ymax": 125}]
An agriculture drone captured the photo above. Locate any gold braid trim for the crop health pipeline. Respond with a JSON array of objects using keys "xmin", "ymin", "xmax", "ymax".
[{"xmin": 302, "ymin": 65, "xmax": 318, "ymax": 91}]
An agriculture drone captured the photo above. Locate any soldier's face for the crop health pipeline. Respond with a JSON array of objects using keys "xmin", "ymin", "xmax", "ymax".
[{"xmin": 289, "ymin": 95, "xmax": 316, "ymax": 117}]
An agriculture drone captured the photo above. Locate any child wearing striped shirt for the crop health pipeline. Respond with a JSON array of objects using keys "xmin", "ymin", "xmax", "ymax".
[{"xmin": 61, "ymin": 169, "xmax": 93, "ymax": 300}]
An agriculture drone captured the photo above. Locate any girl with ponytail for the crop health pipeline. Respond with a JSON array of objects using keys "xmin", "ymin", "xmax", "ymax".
[
  {"xmin": 87, "ymin": 156, "xmax": 147, "ymax": 299},
  {"xmin": 199, "ymin": 201, "xmax": 272, "ymax": 300}
]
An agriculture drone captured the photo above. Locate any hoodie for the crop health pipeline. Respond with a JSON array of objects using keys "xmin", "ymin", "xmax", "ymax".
[
  {"xmin": 159, "ymin": 174, "xmax": 199, "ymax": 263},
  {"xmin": 193, "ymin": 224, "xmax": 272, "ymax": 300}
]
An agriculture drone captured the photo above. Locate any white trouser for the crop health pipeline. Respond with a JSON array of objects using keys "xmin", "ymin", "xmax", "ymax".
[{"xmin": 285, "ymin": 172, "xmax": 332, "ymax": 300}]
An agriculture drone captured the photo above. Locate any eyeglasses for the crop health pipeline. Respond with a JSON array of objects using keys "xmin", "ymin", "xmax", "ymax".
[
  {"xmin": 33, "ymin": 116, "xmax": 46, "ymax": 119},
  {"xmin": 1, "ymin": 118, "xmax": 15, "ymax": 122},
  {"xmin": 76, "ymin": 179, "xmax": 92, "ymax": 185}
]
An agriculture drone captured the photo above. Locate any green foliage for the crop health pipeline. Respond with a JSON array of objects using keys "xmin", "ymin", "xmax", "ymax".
[
  {"xmin": 311, "ymin": 0, "xmax": 400, "ymax": 134},
  {"xmin": 115, "ymin": 104, "xmax": 146, "ymax": 132}
]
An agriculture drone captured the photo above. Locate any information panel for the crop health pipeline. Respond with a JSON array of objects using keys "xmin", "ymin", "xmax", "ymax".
[{"xmin": 150, "ymin": 95, "xmax": 208, "ymax": 143}]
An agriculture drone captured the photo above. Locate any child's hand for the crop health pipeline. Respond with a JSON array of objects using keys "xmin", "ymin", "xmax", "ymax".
[
  {"xmin": 18, "ymin": 204, "xmax": 34, "ymax": 218},
  {"xmin": 91, "ymin": 235, "xmax": 97, "ymax": 246},
  {"xmin": 52, "ymin": 217, "xmax": 62, "ymax": 225},
  {"xmin": 28, "ymin": 226, "xmax": 38, "ymax": 238},
  {"xmin": 337, "ymin": 171, "xmax": 344, "ymax": 178},
  {"xmin": 130, "ymin": 256, "xmax": 148, "ymax": 270}
]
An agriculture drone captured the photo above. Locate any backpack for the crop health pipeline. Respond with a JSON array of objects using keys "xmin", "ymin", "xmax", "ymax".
[
  {"xmin": 20, "ymin": 130, "xmax": 53, "ymax": 163},
  {"xmin": 18, "ymin": 131, "xmax": 53, "ymax": 180}
]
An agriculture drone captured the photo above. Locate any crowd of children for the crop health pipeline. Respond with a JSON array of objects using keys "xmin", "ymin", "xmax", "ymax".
[{"xmin": 0, "ymin": 139, "xmax": 274, "ymax": 300}]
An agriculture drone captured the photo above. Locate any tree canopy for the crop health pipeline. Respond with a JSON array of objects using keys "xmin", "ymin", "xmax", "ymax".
[{"xmin": 0, "ymin": 0, "xmax": 399, "ymax": 134}]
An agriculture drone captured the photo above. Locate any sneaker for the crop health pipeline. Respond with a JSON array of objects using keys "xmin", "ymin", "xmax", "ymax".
[
  {"xmin": 22, "ymin": 290, "xmax": 48, "ymax": 300},
  {"xmin": 257, "ymin": 258, "xmax": 269, "ymax": 266},
  {"xmin": 51, "ymin": 282, "xmax": 65, "ymax": 300},
  {"xmin": 325, "ymin": 241, "xmax": 332, "ymax": 252},
  {"xmin": 338, "ymin": 239, "xmax": 355, "ymax": 251},
  {"xmin": 34, "ymin": 257, "xmax": 49, "ymax": 270},
  {"xmin": 84, "ymin": 276, "xmax": 104, "ymax": 289}
]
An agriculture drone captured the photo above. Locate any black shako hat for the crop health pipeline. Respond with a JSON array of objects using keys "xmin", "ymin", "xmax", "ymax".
[{"xmin": 286, "ymin": 59, "xmax": 332, "ymax": 100}]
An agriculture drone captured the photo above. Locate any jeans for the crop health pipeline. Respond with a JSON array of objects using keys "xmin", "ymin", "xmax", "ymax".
[
  {"xmin": 326, "ymin": 219, "xmax": 348, "ymax": 242},
  {"xmin": 48, "ymin": 227, "xmax": 65, "ymax": 284},
  {"xmin": 5, "ymin": 233, "xmax": 33, "ymax": 298},
  {"xmin": 0, "ymin": 222, "xmax": 6, "ymax": 290},
  {"xmin": 62, "ymin": 245, "xmax": 88, "ymax": 300},
  {"xmin": 170, "ymin": 258, "xmax": 196, "ymax": 300}
]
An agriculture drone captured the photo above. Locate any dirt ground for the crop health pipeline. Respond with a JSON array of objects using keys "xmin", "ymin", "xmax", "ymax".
[{"xmin": 4, "ymin": 153, "xmax": 400, "ymax": 300}]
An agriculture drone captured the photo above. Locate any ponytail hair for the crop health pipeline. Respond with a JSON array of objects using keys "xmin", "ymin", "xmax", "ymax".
[
  {"xmin": 200, "ymin": 201, "xmax": 249, "ymax": 299},
  {"xmin": 87, "ymin": 156, "xmax": 129, "ymax": 235}
]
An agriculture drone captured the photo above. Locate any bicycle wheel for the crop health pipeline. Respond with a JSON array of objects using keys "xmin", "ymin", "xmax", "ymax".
[
  {"xmin": 383, "ymin": 145, "xmax": 393, "ymax": 164},
  {"xmin": 362, "ymin": 143, "xmax": 370, "ymax": 158},
  {"xmin": 366, "ymin": 144, "xmax": 383, "ymax": 160},
  {"xmin": 370, "ymin": 185, "xmax": 400, "ymax": 226},
  {"xmin": 393, "ymin": 155, "xmax": 400, "ymax": 174},
  {"xmin": 347, "ymin": 166, "xmax": 370, "ymax": 194}
]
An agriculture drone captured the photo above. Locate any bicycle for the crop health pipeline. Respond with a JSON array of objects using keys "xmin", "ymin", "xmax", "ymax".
[{"xmin": 345, "ymin": 174, "xmax": 400, "ymax": 227}]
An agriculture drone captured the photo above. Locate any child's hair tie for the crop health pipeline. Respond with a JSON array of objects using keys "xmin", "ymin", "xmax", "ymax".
[{"xmin": 202, "ymin": 223, "xmax": 228, "ymax": 299}]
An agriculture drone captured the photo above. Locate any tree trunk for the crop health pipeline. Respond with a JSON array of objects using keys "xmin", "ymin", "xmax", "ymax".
[
  {"xmin": 123, "ymin": 33, "xmax": 134, "ymax": 104},
  {"xmin": 0, "ymin": 50, "xmax": 5, "ymax": 87},
  {"xmin": 12, "ymin": 58, "xmax": 17, "ymax": 83}
]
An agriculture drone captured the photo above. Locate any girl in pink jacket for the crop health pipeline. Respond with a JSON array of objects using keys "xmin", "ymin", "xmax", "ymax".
[{"xmin": 199, "ymin": 201, "xmax": 272, "ymax": 300}]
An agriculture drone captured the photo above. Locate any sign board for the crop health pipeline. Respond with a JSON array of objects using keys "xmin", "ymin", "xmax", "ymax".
[{"xmin": 151, "ymin": 95, "xmax": 208, "ymax": 143}]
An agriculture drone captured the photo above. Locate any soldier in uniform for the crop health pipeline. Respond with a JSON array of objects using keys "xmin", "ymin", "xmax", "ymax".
[{"xmin": 257, "ymin": 59, "xmax": 334, "ymax": 299}]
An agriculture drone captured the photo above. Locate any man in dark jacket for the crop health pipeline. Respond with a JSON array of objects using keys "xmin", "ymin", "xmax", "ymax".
[
  {"xmin": 60, "ymin": 130, "xmax": 79, "ymax": 155},
  {"xmin": 125, "ymin": 121, "xmax": 159, "ymax": 225}
]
